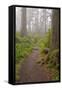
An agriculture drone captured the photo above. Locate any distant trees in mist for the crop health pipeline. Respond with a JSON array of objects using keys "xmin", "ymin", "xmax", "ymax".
[{"xmin": 16, "ymin": 7, "xmax": 52, "ymax": 36}]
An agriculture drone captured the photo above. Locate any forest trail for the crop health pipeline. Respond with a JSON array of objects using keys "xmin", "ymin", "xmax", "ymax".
[{"xmin": 19, "ymin": 47, "xmax": 51, "ymax": 83}]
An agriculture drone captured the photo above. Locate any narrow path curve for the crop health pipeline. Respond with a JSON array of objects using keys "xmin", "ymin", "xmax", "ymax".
[{"xmin": 19, "ymin": 48, "xmax": 51, "ymax": 83}]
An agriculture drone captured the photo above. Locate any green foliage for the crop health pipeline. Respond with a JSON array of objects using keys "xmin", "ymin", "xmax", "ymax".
[
  {"xmin": 16, "ymin": 63, "xmax": 21, "ymax": 81},
  {"xmin": 16, "ymin": 43, "xmax": 33, "ymax": 62},
  {"xmin": 48, "ymin": 49, "xmax": 59, "ymax": 69},
  {"xmin": 16, "ymin": 30, "xmax": 59, "ymax": 81},
  {"xmin": 16, "ymin": 32, "xmax": 34, "ymax": 81},
  {"xmin": 38, "ymin": 29, "xmax": 51, "ymax": 52},
  {"xmin": 16, "ymin": 36, "xmax": 33, "ymax": 63},
  {"xmin": 47, "ymin": 48, "xmax": 59, "ymax": 80},
  {"xmin": 52, "ymin": 70, "xmax": 59, "ymax": 81}
]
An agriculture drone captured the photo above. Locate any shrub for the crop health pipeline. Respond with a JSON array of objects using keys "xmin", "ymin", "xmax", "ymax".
[
  {"xmin": 47, "ymin": 49, "xmax": 59, "ymax": 80},
  {"xmin": 38, "ymin": 29, "xmax": 51, "ymax": 52},
  {"xmin": 48, "ymin": 49, "xmax": 59, "ymax": 69},
  {"xmin": 16, "ymin": 35, "xmax": 33, "ymax": 63},
  {"xmin": 16, "ymin": 35, "xmax": 33, "ymax": 81}
]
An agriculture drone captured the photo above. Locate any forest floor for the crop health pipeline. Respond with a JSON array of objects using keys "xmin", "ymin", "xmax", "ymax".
[{"xmin": 18, "ymin": 47, "xmax": 51, "ymax": 83}]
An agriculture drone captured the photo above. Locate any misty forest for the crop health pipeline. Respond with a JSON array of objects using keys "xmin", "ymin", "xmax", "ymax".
[{"xmin": 16, "ymin": 7, "xmax": 60, "ymax": 83}]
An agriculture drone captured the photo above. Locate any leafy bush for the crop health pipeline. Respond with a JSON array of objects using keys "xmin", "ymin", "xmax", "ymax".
[
  {"xmin": 16, "ymin": 36, "xmax": 33, "ymax": 62},
  {"xmin": 48, "ymin": 49, "xmax": 59, "ymax": 69},
  {"xmin": 38, "ymin": 29, "xmax": 51, "ymax": 52},
  {"xmin": 16, "ymin": 44, "xmax": 32, "ymax": 61},
  {"xmin": 16, "ymin": 34, "xmax": 34, "ymax": 81},
  {"xmin": 47, "ymin": 49, "xmax": 59, "ymax": 80}
]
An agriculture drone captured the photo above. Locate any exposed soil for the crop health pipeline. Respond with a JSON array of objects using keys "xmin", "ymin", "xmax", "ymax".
[{"xmin": 19, "ymin": 48, "xmax": 51, "ymax": 83}]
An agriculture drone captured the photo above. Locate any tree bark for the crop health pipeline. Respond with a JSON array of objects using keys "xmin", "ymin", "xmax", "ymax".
[
  {"xmin": 21, "ymin": 8, "xmax": 27, "ymax": 36},
  {"xmin": 51, "ymin": 9, "xmax": 60, "ymax": 49}
]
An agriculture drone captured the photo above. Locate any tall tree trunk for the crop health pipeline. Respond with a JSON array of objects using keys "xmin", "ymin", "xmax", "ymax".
[
  {"xmin": 43, "ymin": 9, "xmax": 47, "ymax": 33},
  {"xmin": 21, "ymin": 8, "xmax": 27, "ymax": 36},
  {"xmin": 51, "ymin": 9, "xmax": 60, "ymax": 49}
]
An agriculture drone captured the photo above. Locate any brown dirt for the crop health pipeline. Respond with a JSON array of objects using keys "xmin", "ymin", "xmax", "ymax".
[{"xmin": 19, "ymin": 48, "xmax": 51, "ymax": 83}]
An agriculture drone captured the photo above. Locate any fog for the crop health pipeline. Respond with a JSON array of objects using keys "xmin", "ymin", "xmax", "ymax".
[{"xmin": 16, "ymin": 7, "xmax": 52, "ymax": 36}]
